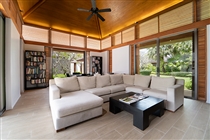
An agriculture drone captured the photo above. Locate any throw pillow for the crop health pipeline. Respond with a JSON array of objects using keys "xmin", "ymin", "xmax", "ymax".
[
  {"xmin": 134, "ymin": 74, "xmax": 151, "ymax": 88},
  {"xmin": 150, "ymin": 76, "xmax": 175, "ymax": 91},
  {"xmin": 54, "ymin": 76, "xmax": 80, "ymax": 93},
  {"xmin": 78, "ymin": 76, "xmax": 96, "ymax": 90},
  {"xmin": 96, "ymin": 75, "xmax": 111, "ymax": 88},
  {"xmin": 110, "ymin": 74, "xmax": 123, "ymax": 85},
  {"xmin": 123, "ymin": 75, "xmax": 134, "ymax": 85}
]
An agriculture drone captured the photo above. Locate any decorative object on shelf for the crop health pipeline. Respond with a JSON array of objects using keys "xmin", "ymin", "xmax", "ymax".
[
  {"xmin": 90, "ymin": 56, "xmax": 102, "ymax": 75},
  {"xmin": 24, "ymin": 50, "xmax": 47, "ymax": 89}
]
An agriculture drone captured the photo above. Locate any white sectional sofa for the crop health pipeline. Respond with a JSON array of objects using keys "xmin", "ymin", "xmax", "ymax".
[{"xmin": 49, "ymin": 74, "xmax": 184, "ymax": 131}]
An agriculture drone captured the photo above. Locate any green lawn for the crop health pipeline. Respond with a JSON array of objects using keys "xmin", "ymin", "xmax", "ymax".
[{"xmin": 53, "ymin": 74, "xmax": 66, "ymax": 78}]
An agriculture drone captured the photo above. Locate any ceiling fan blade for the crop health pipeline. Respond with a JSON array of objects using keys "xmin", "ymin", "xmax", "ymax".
[
  {"xmin": 91, "ymin": 0, "xmax": 96, "ymax": 10},
  {"xmin": 96, "ymin": 13, "xmax": 105, "ymax": 21},
  {"xmin": 98, "ymin": 8, "xmax": 111, "ymax": 12},
  {"xmin": 87, "ymin": 13, "xmax": 94, "ymax": 20},
  {"xmin": 77, "ymin": 8, "xmax": 90, "ymax": 12}
]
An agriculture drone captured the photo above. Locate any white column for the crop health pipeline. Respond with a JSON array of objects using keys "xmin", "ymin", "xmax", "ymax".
[
  {"xmin": 5, "ymin": 18, "xmax": 21, "ymax": 110},
  {"xmin": 207, "ymin": 24, "xmax": 210, "ymax": 104}
]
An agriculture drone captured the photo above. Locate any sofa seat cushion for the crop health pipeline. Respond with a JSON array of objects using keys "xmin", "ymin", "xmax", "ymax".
[
  {"xmin": 51, "ymin": 91, "xmax": 103, "ymax": 118},
  {"xmin": 143, "ymin": 89, "xmax": 167, "ymax": 100},
  {"xmin": 106, "ymin": 84, "xmax": 125, "ymax": 93},
  {"xmin": 126, "ymin": 86, "xmax": 149, "ymax": 93},
  {"xmin": 85, "ymin": 88, "xmax": 111, "ymax": 96}
]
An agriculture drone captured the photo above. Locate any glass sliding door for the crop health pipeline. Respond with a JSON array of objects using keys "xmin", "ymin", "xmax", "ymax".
[
  {"xmin": 136, "ymin": 32, "xmax": 195, "ymax": 99},
  {"xmin": 0, "ymin": 12, "xmax": 5, "ymax": 115},
  {"xmin": 137, "ymin": 40, "xmax": 157, "ymax": 76},
  {"xmin": 159, "ymin": 32, "xmax": 194, "ymax": 98}
]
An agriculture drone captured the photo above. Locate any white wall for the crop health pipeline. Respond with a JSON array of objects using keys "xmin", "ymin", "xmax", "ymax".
[
  {"xmin": 207, "ymin": 24, "xmax": 210, "ymax": 104},
  {"xmin": 24, "ymin": 44, "xmax": 44, "ymax": 51},
  {"xmin": 112, "ymin": 45, "xmax": 130, "ymax": 74},
  {"xmin": 90, "ymin": 51, "xmax": 109, "ymax": 74},
  {"xmin": 5, "ymin": 18, "xmax": 21, "ymax": 110},
  {"xmin": 101, "ymin": 51, "xmax": 109, "ymax": 74}
]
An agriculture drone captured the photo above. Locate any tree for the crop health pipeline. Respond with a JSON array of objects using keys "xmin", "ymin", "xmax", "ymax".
[
  {"xmin": 52, "ymin": 51, "xmax": 84, "ymax": 75},
  {"xmin": 145, "ymin": 40, "xmax": 192, "ymax": 73}
]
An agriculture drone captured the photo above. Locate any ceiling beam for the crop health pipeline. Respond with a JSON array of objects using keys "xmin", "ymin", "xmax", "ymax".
[
  {"xmin": 95, "ymin": 15, "xmax": 102, "ymax": 39},
  {"xmin": 23, "ymin": 0, "xmax": 46, "ymax": 20}
]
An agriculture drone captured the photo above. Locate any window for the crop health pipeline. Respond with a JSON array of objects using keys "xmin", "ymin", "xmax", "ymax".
[
  {"xmin": 136, "ymin": 32, "xmax": 195, "ymax": 99},
  {"xmin": 22, "ymin": 25, "xmax": 48, "ymax": 43},
  {"xmin": 52, "ymin": 49, "xmax": 85, "ymax": 77}
]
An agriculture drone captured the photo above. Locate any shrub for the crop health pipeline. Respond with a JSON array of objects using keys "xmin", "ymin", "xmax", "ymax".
[
  {"xmin": 171, "ymin": 72, "xmax": 192, "ymax": 77},
  {"xmin": 53, "ymin": 74, "xmax": 66, "ymax": 78},
  {"xmin": 140, "ymin": 70, "xmax": 151, "ymax": 75},
  {"xmin": 73, "ymin": 72, "xmax": 81, "ymax": 74},
  {"xmin": 185, "ymin": 78, "xmax": 192, "ymax": 90},
  {"xmin": 143, "ymin": 63, "xmax": 156, "ymax": 72},
  {"xmin": 160, "ymin": 72, "xmax": 171, "ymax": 76}
]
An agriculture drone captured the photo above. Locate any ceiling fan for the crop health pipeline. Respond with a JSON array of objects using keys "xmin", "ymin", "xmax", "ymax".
[{"xmin": 77, "ymin": 0, "xmax": 111, "ymax": 22}]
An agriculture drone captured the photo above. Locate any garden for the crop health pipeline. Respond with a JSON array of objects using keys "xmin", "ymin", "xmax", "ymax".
[{"xmin": 139, "ymin": 40, "xmax": 193, "ymax": 90}]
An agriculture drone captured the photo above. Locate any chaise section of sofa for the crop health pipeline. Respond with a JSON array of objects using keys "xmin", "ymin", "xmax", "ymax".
[{"xmin": 49, "ymin": 76, "xmax": 103, "ymax": 131}]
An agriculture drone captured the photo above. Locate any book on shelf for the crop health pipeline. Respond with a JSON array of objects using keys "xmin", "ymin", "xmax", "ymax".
[
  {"xmin": 26, "ymin": 60, "xmax": 30, "ymax": 66},
  {"xmin": 42, "ymin": 63, "xmax": 46, "ymax": 69}
]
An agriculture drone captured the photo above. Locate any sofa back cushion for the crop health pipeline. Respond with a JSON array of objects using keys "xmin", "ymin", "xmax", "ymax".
[
  {"xmin": 150, "ymin": 76, "xmax": 175, "ymax": 91},
  {"xmin": 54, "ymin": 76, "xmax": 80, "ymax": 93},
  {"xmin": 134, "ymin": 74, "xmax": 151, "ymax": 88},
  {"xmin": 176, "ymin": 79, "xmax": 185, "ymax": 85},
  {"xmin": 123, "ymin": 75, "xmax": 134, "ymax": 85},
  {"xmin": 110, "ymin": 74, "xmax": 123, "ymax": 85},
  {"xmin": 96, "ymin": 75, "xmax": 111, "ymax": 88},
  {"xmin": 78, "ymin": 76, "xmax": 96, "ymax": 90}
]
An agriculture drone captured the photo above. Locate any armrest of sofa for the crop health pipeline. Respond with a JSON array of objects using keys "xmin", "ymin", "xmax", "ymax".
[
  {"xmin": 166, "ymin": 84, "xmax": 184, "ymax": 112},
  {"xmin": 49, "ymin": 83, "xmax": 61, "ymax": 105}
]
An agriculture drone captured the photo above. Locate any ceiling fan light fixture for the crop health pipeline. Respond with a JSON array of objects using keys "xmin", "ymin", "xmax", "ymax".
[{"xmin": 77, "ymin": 0, "xmax": 111, "ymax": 22}]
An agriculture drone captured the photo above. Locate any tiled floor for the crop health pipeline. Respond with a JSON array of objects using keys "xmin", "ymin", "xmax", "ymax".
[{"xmin": 1, "ymin": 88, "xmax": 210, "ymax": 140}]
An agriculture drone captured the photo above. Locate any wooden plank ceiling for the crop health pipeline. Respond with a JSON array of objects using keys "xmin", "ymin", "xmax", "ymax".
[{"xmin": 17, "ymin": 0, "xmax": 184, "ymax": 39}]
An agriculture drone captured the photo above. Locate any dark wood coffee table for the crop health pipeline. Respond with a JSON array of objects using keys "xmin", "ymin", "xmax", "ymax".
[{"xmin": 109, "ymin": 92, "xmax": 164, "ymax": 130}]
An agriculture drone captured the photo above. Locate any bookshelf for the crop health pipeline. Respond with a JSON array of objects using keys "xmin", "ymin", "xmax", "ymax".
[
  {"xmin": 90, "ymin": 56, "xmax": 102, "ymax": 74},
  {"xmin": 25, "ymin": 51, "xmax": 47, "ymax": 89}
]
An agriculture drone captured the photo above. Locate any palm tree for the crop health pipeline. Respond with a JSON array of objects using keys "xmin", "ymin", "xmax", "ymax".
[{"xmin": 146, "ymin": 40, "xmax": 192, "ymax": 73}]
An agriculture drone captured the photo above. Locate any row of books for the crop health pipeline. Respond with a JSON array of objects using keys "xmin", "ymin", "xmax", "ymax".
[
  {"xmin": 30, "ymin": 78, "xmax": 46, "ymax": 84},
  {"xmin": 26, "ymin": 51, "xmax": 45, "ymax": 58},
  {"xmin": 29, "ymin": 56, "xmax": 45, "ymax": 62},
  {"xmin": 26, "ymin": 67, "xmax": 40, "ymax": 74},
  {"xmin": 26, "ymin": 73, "xmax": 45, "ymax": 81},
  {"xmin": 119, "ymin": 94, "xmax": 149, "ymax": 104},
  {"xmin": 39, "ymin": 63, "xmax": 46, "ymax": 70},
  {"xmin": 26, "ymin": 61, "xmax": 46, "ymax": 68}
]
